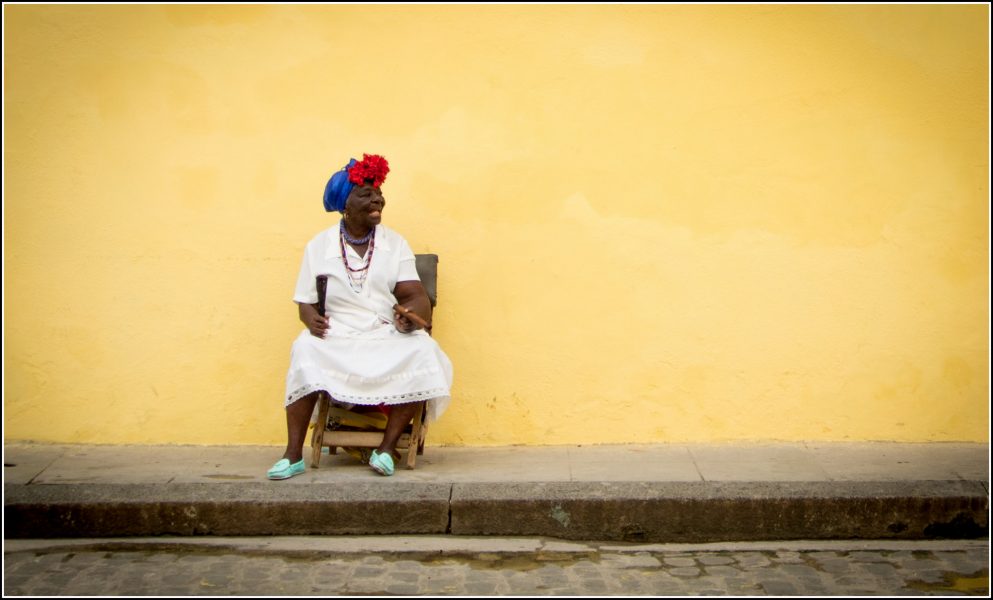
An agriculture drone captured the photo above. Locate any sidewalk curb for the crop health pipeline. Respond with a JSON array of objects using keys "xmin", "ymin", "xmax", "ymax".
[
  {"xmin": 5, "ymin": 480, "xmax": 988, "ymax": 542},
  {"xmin": 4, "ymin": 536, "xmax": 989, "ymax": 557},
  {"xmin": 3, "ymin": 483, "xmax": 451, "ymax": 537},
  {"xmin": 450, "ymin": 481, "xmax": 989, "ymax": 542}
]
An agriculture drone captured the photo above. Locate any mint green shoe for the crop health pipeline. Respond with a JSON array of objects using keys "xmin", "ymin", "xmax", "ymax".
[
  {"xmin": 267, "ymin": 458, "xmax": 305, "ymax": 480},
  {"xmin": 369, "ymin": 450, "xmax": 395, "ymax": 476}
]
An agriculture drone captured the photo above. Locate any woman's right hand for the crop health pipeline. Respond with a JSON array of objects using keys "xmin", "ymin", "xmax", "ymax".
[
  {"xmin": 298, "ymin": 302, "xmax": 330, "ymax": 338},
  {"xmin": 306, "ymin": 314, "xmax": 330, "ymax": 338}
]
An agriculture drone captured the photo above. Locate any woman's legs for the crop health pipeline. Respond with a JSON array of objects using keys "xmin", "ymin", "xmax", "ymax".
[
  {"xmin": 280, "ymin": 395, "xmax": 422, "ymax": 471},
  {"xmin": 376, "ymin": 401, "xmax": 423, "ymax": 457},
  {"xmin": 282, "ymin": 391, "xmax": 320, "ymax": 463}
]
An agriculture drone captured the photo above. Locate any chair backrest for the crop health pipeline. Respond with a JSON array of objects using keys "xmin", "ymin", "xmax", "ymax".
[{"xmin": 415, "ymin": 254, "xmax": 439, "ymax": 308}]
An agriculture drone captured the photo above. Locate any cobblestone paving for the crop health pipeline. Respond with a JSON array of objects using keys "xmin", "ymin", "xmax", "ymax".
[{"xmin": 3, "ymin": 540, "xmax": 988, "ymax": 596}]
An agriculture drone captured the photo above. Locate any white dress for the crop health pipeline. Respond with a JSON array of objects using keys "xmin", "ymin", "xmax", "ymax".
[{"xmin": 284, "ymin": 224, "xmax": 453, "ymax": 423}]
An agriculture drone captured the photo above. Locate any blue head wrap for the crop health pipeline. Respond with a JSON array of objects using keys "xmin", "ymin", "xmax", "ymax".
[{"xmin": 322, "ymin": 158, "xmax": 358, "ymax": 213}]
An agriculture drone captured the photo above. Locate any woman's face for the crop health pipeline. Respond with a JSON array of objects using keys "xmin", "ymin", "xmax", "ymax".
[{"xmin": 344, "ymin": 184, "xmax": 385, "ymax": 229}]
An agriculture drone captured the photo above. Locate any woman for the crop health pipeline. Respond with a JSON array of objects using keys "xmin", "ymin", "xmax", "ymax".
[{"xmin": 267, "ymin": 154, "xmax": 453, "ymax": 479}]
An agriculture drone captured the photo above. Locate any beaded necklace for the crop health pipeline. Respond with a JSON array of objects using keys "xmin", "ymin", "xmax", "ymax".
[
  {"xmin": 339, "ymin": 219, "xmax": 374, "ymax": 245},
  {"xmin": 338, "ymin": 223, "xmax": 376, "ymax": 293}
]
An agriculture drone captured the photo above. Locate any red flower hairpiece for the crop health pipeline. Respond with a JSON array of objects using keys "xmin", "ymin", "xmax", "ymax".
[{"xmin": 347, "ymin": 154, "xmax": 390, "ymax": 188}]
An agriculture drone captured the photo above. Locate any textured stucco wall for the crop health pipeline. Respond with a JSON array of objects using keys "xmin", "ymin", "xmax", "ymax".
[{"xmin": 4, "ymin": 5, "xmax": 988, "ymax": 445}]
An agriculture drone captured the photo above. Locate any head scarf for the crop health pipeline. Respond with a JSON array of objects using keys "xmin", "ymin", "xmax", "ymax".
[
  {"xmin": 322, "ymin": 154, "xmax": 390, "ymax": 213},
  {"xmin": 322, "ymin": 158, "xmax": 358, "ymax": 213}
]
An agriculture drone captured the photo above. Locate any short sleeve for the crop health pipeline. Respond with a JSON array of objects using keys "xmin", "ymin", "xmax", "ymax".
[
  {"xmin": 396, "ymin": 236, "xmax": 420, "ymax": 282},
  {"xmin": 292, "ymin": 242, "xmax": 318, "ymax": 304}
]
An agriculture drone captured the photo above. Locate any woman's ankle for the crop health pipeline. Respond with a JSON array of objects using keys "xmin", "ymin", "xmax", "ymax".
[{"xmin": 374, "ymin": 446, "xmax": 400, "ymax": 459}]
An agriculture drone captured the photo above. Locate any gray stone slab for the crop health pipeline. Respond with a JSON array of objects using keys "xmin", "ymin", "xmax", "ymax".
[
  {"xmin": 27, "ymin": 444, "xmax": 425, "ymax": 485},
  {"xmin": 171, "ymin": 446, "xmax": 290, "ymax": 483},
  {"xmin": 400, "ymin": 446, "xmax": 573, "ymax": 482},
  {"xmin": 6, "ymin": 441, "xmax": 987, "ymax": 485},
  {"xmin": 688, "ymin": 444, "xmax": 832, "ymax": 481},
  {"xmin": 4, "ymin": 535, "xmax": 545, "ymax": 555},
  {"xmin": 566, "ymin": 445, "xmax": 702, "ymax": 482},
  {"xmin": 3, "ymin": 443, "xmax": 68, "ymax": 484},
  {"xmin": 32, "ymin": 445, "xmax": 281, "ymax": 484},
  {"xmin": 4, "ymin": 482, "xmax": 451, "ymax": 537},
  {"xmin": 596, "ymin": 539, "xmax": 992, "ymax": 553},
  {"xmin": 4, "ymin": 442, "xmax": 989, "ymax": 542},
  {"xmin": 450, "ymin": 480, "xmax": 989, "ymax": 542},
  {"xmin": 311, "ymin": 446, "xmax": 576, "ymax": 483},
  {"xmin": 804, "ymin": 442, "xmax": 989, "ymax": 481},
  {"xmin": 14, "ymin": 536, "xmax": 987, "ymax": 557}
]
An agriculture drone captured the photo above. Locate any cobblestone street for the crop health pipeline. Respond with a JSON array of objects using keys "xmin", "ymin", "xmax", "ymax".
[{"xmin": 3, "ymin": 538, "xmax": 988, "ymax": 595}]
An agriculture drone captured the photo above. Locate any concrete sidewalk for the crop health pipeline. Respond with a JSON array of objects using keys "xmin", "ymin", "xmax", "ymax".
[{"xmin": 3, "ymin": 442, "xmax": 989, "ymax": 541}]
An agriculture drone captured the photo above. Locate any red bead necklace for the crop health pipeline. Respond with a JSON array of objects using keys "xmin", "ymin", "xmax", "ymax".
[{"xmin": 339, "ymin": 225, "xmax": 375, "ymax": 293}]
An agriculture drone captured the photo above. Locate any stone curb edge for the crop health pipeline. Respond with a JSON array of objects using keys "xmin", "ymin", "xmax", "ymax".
[{"xmin": 5, "ymin": 481, "xmax": 988, "ymax": 541}]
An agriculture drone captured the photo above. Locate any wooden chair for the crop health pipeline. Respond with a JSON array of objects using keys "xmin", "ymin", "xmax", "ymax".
[{"xmin": 309, "ymin": 254, "xmax": 439, "ymax": 470}]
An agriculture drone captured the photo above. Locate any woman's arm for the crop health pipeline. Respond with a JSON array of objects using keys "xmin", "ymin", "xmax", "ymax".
[{"xmin": 393, "ymin": 280, "xmax": 431, "ymax": 333}]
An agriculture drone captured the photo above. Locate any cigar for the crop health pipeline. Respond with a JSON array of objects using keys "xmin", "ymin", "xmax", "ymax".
[{"xmin": 393, "ymin": 304, "xmax": 430, "ymax": 330}]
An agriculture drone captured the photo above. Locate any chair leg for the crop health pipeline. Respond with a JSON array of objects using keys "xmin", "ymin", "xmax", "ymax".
[
  {"xmin": 310, "ymin": 392, "xmax": 330, "ymax": 468},
  {"xmin": 417, "ymin": 420, "xmax": 428, "ymax": 455},
  {"xmin": 405, "ymin": 402, "xmax": 425, "ymax": 469}
]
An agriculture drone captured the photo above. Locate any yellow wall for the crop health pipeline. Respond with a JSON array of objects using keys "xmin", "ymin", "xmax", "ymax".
[{"xmin": 4, "ymin": 5, "xmax": 988, "ymax": 445}]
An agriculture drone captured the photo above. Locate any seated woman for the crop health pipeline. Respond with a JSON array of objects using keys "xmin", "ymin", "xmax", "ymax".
[{"xmin": 268, "ymin": 154, "xmax": 453, "ymax": 479}]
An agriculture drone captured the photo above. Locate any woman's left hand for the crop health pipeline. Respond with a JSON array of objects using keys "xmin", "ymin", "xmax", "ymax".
[{"xmin": 393, "ymin": 305, "xmax": 417, "ymax": 333}]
